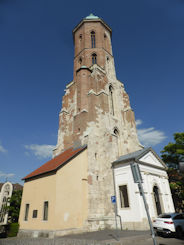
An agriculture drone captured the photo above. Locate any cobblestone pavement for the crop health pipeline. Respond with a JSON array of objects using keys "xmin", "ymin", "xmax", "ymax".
[
  {"xmin": 138, "ymin": 236, "xmax": 184, "ymax": 245},
  {"xmin": 61, "ymin": 229, "xmax": 150, "ymax": 241},
  {"xmin": 0, "ymin": 230, "xmax": 183, "ymax": 245}
]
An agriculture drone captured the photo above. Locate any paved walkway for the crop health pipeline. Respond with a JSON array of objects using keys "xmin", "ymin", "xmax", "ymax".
[
  {"xmin": 62, "ymin": 229, "xmax": 151, "ymax": 244},
  {"xmin": 0, "ymin": 230, "xmax": 183, "ymax": 245}
]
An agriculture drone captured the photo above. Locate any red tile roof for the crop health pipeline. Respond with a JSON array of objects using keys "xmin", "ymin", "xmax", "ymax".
[{"xmin": 23, "ymin": 145, "xmax": 87, "ymax": 180}]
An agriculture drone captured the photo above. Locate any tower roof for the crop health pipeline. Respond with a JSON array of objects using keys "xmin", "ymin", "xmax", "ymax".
[
  {"xmin": 85, "ymin": 13, "xmax": 99, "ymax": 20},
  {"xmin": 73, "ymin": 14, "xmax": 112, "ymax": 36}
]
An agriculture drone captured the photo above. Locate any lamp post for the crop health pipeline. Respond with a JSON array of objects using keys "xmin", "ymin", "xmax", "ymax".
[{"xmin": 131, "ymin": 162, "xmax": 158, "ymax": 245}]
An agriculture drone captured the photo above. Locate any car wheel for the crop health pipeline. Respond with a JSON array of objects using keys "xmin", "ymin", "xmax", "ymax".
[{"xmin": 176, "ymin": 226, "xmax": 183, "ymax": 239}]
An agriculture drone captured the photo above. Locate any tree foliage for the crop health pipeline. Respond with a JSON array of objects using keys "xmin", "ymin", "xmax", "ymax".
[
  {"xmin": 161, "ymin": 132, "xmax": 184, "ymax": 167},
  {"xmin": 6, "ymin": 190, "xmax": 22, "ymax": 223},
  {"xmin": 161, "ymin": 132, "xmax": 184, "ymax": 212},
  {"xmin": 167, "ymin": 168, "xmax": 184, "ymax": 212}
]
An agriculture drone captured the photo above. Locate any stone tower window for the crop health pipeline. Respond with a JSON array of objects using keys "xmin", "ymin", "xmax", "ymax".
[
  {"xmin": 79, "ymin": 57, "xmax": 82, "ymax": 64},
  {"xmin": 104, "ymin": 33, "xmax": 108, "ymax": 50},
  {"xmin": 114, "ymin": 128, "xmax": 119, "ymax": 136},
  {"xmin": 92, "ymin": 53, "xmax": 97, "ymax": 65},
  {"xmin": 114, "ymin": 127, "xmax": 121, "ymax": 156},
  {"xmin": 109, "ymin": 85, "xmax": 114, "ymax": 115},
  {"xmin": 79, "ymin": 34, "xmax": 82, "ymax": 51},
  {"xmin": 91, "ymin": 31, "xmax": 96, "ymax": 48}
]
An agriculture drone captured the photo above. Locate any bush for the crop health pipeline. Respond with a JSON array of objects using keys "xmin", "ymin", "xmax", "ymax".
[{"xmin": 7, "ymin": 223, "xmax": 19, "ymax": 237}]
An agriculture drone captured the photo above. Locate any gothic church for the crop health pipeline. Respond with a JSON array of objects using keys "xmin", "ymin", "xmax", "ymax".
[{"xmin": 19, "ymin": 14, "xmax": 174, "ymax": 237}]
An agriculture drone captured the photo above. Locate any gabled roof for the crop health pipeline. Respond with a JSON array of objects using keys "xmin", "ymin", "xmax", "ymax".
[
  {"xmin": 116, "ymin": 148, "xmax": 149, "ymax": 163},
  {"xmin": 23, "ymin": 145, "xmax": 87, "ymax": 181},
  {"xmin": 112, "ymin": 147, "xmax": 166, "ymax": 169}
]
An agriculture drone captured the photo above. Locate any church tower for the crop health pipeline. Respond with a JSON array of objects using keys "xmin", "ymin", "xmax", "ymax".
[
  {"xmin": 19, "ymin": 15, "xmax": 175, "ymax": 236},
  {"xmin": 53, "ymin": 14, "xmax": 142, "ymax": 230}
]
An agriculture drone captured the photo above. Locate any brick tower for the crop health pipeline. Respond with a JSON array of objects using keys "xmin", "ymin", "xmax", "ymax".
[{"xmin": 53, "ymin": 14, "xmax": 142, "ymax": 230}]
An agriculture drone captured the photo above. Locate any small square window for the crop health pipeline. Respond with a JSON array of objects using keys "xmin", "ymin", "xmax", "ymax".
[{"xmin": 32, "ymin": 210, "xmax": 38, "ymax": 218}]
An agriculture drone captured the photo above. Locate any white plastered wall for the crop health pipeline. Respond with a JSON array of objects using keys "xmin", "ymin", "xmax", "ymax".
[{"xmin": 114, "ymin": 152, "xmax": 175, "ymax": 230}]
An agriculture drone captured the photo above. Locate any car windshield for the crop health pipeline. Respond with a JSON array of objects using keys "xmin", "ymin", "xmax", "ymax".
[{"xmin": 158, "ymin": 214, "xmax": 171, "ymax": 218}]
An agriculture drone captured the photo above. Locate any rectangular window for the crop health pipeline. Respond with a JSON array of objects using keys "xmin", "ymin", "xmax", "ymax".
[
  {"xmin": 43, "ymin": 201, "xmax": 48, "ymax": 221},
  {"xmin": 32, "ymin": 210, "xmax": 38, "ymax": 218},
  {"xmin": 119, "ymin": 185, "xmax": 129, "ymax": 208},
  {"xmin": 24, "ymin": 203, "xmax": 29, "ymax": 221}
]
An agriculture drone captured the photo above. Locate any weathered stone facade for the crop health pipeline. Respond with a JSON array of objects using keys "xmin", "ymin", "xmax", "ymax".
[{"xmin": 53, "ymin": 14, "xmax": 142, "ymax": 231}]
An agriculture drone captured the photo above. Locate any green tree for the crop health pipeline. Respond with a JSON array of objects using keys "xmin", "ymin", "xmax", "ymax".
[
  {"xmin": 161, "ymin": 132, "xmax": 184, "ymax": 212},
  {"xmin": 7, "ymin": 190, "xmax": 22, "ymax": 222},
  {"xmin": 161, "ymin": 132, "xmax": 184, "ymax": 167}
]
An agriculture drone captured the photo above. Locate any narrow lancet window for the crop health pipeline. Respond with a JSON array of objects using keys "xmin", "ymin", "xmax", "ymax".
[
  {"xmin": 24, "ymin": 203, "xmax": 29, "ymax": 221},
  {"xmin": 92, "ymin": 53, "xmax": 97, "ymax": 65},
  {"xmin": 109, "ymin": 85, "xmax": 114, "ymax": 115},
  {"xmin": 43, "ymin": 201, "xmax": 49, "ymax": 221},
  {"xmin": 91, "ymin": 31, "xmax": 96, "ymax": 48},
  {"xmin": 79, "ymin": 57, "xmax": 82, "ymax": 64}
]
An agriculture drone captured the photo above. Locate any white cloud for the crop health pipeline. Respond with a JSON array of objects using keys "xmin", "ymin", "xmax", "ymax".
[
  {"xmin": 0, "ymin": 171, "xmax": 15, "ymax": 178},
  {"xmin": 135, "ymin": 119, "xmax": 143, "ymax": 126},
  {"xmin": 24, "ymin": 144, "xmax": 55, "ymax": 159},
  {"xmin": 0, "ymin": 143, "xmax": 7, "ymax": 153},
  {"xmin": 136, "ymin": 120, "xmax": 166, "ymax": 146}
]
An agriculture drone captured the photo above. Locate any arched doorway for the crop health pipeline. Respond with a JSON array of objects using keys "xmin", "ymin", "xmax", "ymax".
[{"xmin": 153, "ymin": 186, "xmax": 162, "ymax": 216}]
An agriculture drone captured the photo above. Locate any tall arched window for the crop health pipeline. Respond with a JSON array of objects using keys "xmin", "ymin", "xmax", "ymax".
[
  {"xmin": 104, "ymin": 33, "xmax": 107, "ymax": 50},
  {"xmin": 79, "ymin": 34, "xmax": 82, "ymax": 49},
  {"xmin": 109, "ymin": 85, "xmax": 114, "ymax": 115},
  {"xmin": 91, "ymin": 31, "xmax": 96, "ymax": 48},
  {"xmin": 153, "ymin": 186, "xmax": 162, "ymax": 215},
  {"xmin": 92, "ymin": 53, "xmax": 97, "ymax": 65}
]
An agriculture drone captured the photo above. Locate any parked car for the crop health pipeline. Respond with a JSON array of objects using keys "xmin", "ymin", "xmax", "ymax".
[{"xmin": 153, "ymin": 213, "xmax": 184, "ymax": 238}]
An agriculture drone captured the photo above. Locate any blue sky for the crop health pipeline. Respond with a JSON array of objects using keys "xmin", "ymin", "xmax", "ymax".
[{"xmin": 0, "ymin": 0, "xmax": 183, "ymax": 184}]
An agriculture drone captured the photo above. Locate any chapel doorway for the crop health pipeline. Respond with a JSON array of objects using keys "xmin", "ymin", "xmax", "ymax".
[{"xmin": 153, "ymin": 186, "xmax": 162, "ymax": 216}]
